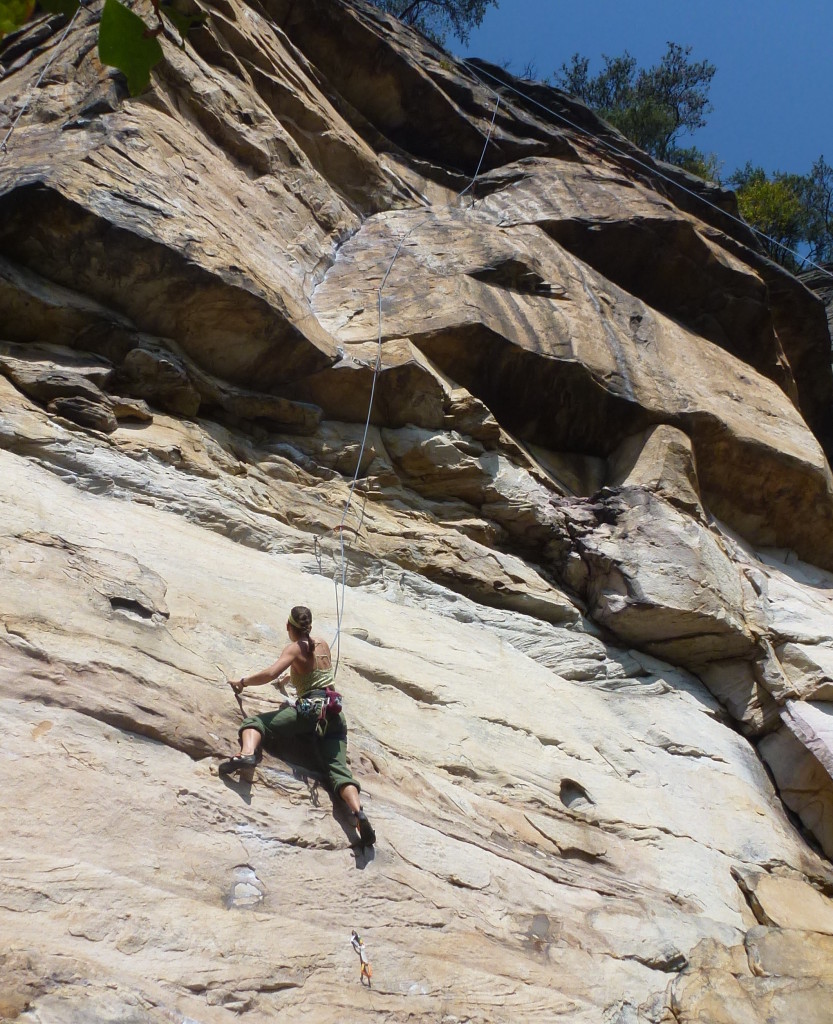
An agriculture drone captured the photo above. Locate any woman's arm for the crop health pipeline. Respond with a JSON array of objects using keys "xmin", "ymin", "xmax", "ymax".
[{"xmin": 233, "ymin": 643, "xmax": 298, "ymax": 692}]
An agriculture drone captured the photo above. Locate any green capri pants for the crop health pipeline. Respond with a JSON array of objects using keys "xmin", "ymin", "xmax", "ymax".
[{"xmin": 239, "ymin": 705, "xmax": 359, "ymax": 795}]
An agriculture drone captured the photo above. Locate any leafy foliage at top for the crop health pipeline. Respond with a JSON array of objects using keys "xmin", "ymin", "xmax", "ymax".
[
  {"xmin": 803, "ymin": 156, "xmax": 833, "ymax": 265},
  {"xmin": 550, "ymin": 40, "xmax": 829, "ymax": 272},
  {"xmin": 3, "ymin": 1, "xmax": 827, "ymax": 279},
  {"xmin": 0, "ymin": 0, "xmax": 33, "ymax": 36},
  {"xmin": 98, "ymin": 0, "xmax": 163, "ymax": 95},
  {"xmin": 1, "ymin": 0, "xmax": 76, "ymax": 36},
  {"xmin": 0, "ymin": 0, "xmax": 202, "ymax": 95},
  {"xmin": 553, "ymin": 43, "xmax": 717, "ymax": 174},
  {"xmin": 369, "ymin": 0, "xmax": 496, "ymax": 44},
  {"xmin": 730, "ymin": 158, "xmax": 833, "ymax": 270},
  {"xmin": 729, "ymin": 164, "xmax": 807, "ymax": 267}
]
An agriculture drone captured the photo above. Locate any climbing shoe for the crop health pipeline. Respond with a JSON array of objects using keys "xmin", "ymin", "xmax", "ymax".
[
  {"xmin": 355, "ymin": 809, "xmax": 376, "ymax": 847},
  {"xmin": 219, "ymin": 753, "xmax": 259, "ymax": 776}
]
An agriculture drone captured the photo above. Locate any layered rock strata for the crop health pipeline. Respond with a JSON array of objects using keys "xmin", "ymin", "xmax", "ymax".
[{"xmin": 2, "ymin": 2, "xmax": 833, "ymax": 1021}]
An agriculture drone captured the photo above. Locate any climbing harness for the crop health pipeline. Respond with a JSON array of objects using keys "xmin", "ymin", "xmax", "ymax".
[
  {"xmin": 295, "ymin": 686, "xmax": 343, "ymax": 737},
  {"xmin": 350, "ymin": 929, "xmax": 373, "ymax": 986}
]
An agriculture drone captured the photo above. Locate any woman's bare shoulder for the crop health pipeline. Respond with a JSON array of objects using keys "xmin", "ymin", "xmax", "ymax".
[{"xmin": 313, "ymin": 636, "xmax": 331, "ymax": 654}]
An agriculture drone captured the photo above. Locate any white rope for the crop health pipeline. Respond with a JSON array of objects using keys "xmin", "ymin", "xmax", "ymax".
[
  {"xmin": 327, "ymin": 54, "xmax": 833, "ymax": 668},
  {"xmin": 329, "ymin": 92, "xmax": 501, "ymax": 675},
  {"xmin": 461, "ymin": 60, "xmax": 833, "ymax": 283},
  {"xmin": 1, "ymin": 4, "xmax": 88, "ymax": 157}
]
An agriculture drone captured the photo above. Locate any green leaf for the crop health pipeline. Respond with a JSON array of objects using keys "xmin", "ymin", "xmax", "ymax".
[
  {"xmin": 39, "ymin": 0, "xmax": 80, "ymax": 16},
  {"xmin": 98, "ymin": 0, "xmax": 163, "ymax": 96},
  {"xmin": 0, "ymin": 0, "xmax": 36, "ymax": 37},
  {"xmin": 159, "ymin": 2, "xmax": 205, "ymax": 47}
]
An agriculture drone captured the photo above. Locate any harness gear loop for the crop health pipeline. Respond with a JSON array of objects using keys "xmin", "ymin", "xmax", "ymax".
[{"xmin": 296, "ymin": 687, "xmax": 343, "ymax": 737}]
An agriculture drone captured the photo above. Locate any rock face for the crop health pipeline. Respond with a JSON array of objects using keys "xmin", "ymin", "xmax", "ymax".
[
  {"xmin": 801, "ymin": 263, "xmax": 833, "ymax": 348},
  {"xmin": 2, "ymin": 1, "xmax": 833, "ymax": 1021}
]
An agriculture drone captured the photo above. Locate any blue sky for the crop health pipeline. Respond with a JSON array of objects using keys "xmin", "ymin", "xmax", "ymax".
[{"xmin": 458, "ymin": 0, "xmax": 831, "ymax": 180}]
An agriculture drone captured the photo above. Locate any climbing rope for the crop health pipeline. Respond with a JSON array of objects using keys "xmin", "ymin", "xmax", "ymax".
[
  {"xmin": 460, "ymin": 60, "xmax": 833, "ymax": 282},
  {"xmin": 327, "ymin": 51, "xmax": 833, "ymax": 671},
  {"xmin": 1, "ymin": 3, "xmax": 89, "ymax": 158},
  {"xmin": 328, "ymin": 89, "xmax": 501, "ymax": 675}
]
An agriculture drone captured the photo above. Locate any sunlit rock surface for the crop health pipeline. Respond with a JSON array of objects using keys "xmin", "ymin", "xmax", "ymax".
[{"xmin": 2, "ymin": 2, "xmax": 833, "ymax": 1021}]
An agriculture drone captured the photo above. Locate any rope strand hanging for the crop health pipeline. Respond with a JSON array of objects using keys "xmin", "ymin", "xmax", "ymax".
[
  {"xmin": 327, "ymin": 53, "xmax": 833, "ymax": 672},
  {"xmin": 329, "ymin": 90, "xmax": 502, "ymax": 675},
  {"xmin": 461, "ymin": 60, "xmax": 833, "ymax": 282},
  {"xmin": 1, "ymin": 3, "xmax": 89, "ymax": 157}
]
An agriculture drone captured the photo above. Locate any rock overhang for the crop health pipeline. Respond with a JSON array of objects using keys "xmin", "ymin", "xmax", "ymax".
[{"xmin": 2, "ymin": 2, "xmax": 833, "ymax": 1020}]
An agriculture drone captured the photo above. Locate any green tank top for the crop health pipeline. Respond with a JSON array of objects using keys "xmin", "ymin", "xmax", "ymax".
[{"xmin": 290, "ymin": 664, "xmax": 335, "ymax": 698}]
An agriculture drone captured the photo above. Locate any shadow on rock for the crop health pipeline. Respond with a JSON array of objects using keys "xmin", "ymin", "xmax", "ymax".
[{"xmin": 218, "ymin": 764, "xmax": 255, "ymax": 805}]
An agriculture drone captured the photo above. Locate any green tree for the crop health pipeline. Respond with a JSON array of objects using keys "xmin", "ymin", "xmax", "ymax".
[
  {"xmin": 2, "ymin": 0, "xmax": 492, "ymax": 76},
  {"xmin": 1, "ymin": 0, "xmax": 81, "ymax": 36},
  {"xmin": 729, "ymin": 163, "xmax": 808, "ymax": 270},
  {"xmin": 1, "ymin": 0, "xmax": 201, "ymax": 94},
  {"xmin": 669, "ymin": 146, "xmax": 721, "ymax": 182},
  {"xmin": 802, "ymin": 156, "xmax": 833, "ymax": 264},
  {"xmin": 553, "ymin": 42, "xmax": 718, "ymax": 174},
  {"xmin": 0, "ymin": 0, "xmax": 33, "ymax": 36},
  {"xmin": 370, "ymin": 0, "xmax": 497, "ymax": 45}
]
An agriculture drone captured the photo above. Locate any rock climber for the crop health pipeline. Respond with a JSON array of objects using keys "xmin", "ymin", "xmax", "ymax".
[{"xmin": 220, "ymin": 605, "xmax": 376, "ymax": 847}]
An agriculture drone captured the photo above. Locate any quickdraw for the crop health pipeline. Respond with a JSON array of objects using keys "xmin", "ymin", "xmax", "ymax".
[
  {"xmin": 296, "ymin": 687, "xmax": 343, "ymax": 737},
  {"xmin": 350, "ymin": 930, "xmax": 372, "ymax": 986}
]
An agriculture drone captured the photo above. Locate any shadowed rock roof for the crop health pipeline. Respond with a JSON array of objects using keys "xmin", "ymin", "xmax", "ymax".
[{"xmin": 1, "ymin": 2, "xmax": 833, "ymax": 1021}]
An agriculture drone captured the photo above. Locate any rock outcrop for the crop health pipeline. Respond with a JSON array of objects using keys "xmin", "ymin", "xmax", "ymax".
[
  {"xmin": 801, "ymin": 262, "xmax": 833, "ymax": 338},
  {"xmin": 2, "ymin": 1, "xmax": 833, "ymax": 1021}
]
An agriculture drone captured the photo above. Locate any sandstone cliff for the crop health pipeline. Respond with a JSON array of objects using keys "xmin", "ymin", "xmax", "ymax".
[{"xmin": 2, "ymin": 2, "xmax": 833, "ymax": 1021}]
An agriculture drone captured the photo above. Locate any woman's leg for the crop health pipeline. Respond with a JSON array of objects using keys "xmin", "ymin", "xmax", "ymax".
[
  {"xmin": 221, "ymin": 708, "xmax": 296, "ymax": 774},
  {"xmin": 337, "ymin": 781, "xmax": 375, "ymax": 845},
  {"xmin": 239, "ymin": 727, "xmax": 262, "ymax": 756},
  {"xmin": 317, "ymin": 721, "xmax": 375, "ymax": 845},
  {"xmin": 339, "ymin": 783, "xmax": 361, "ymax": 815}
]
